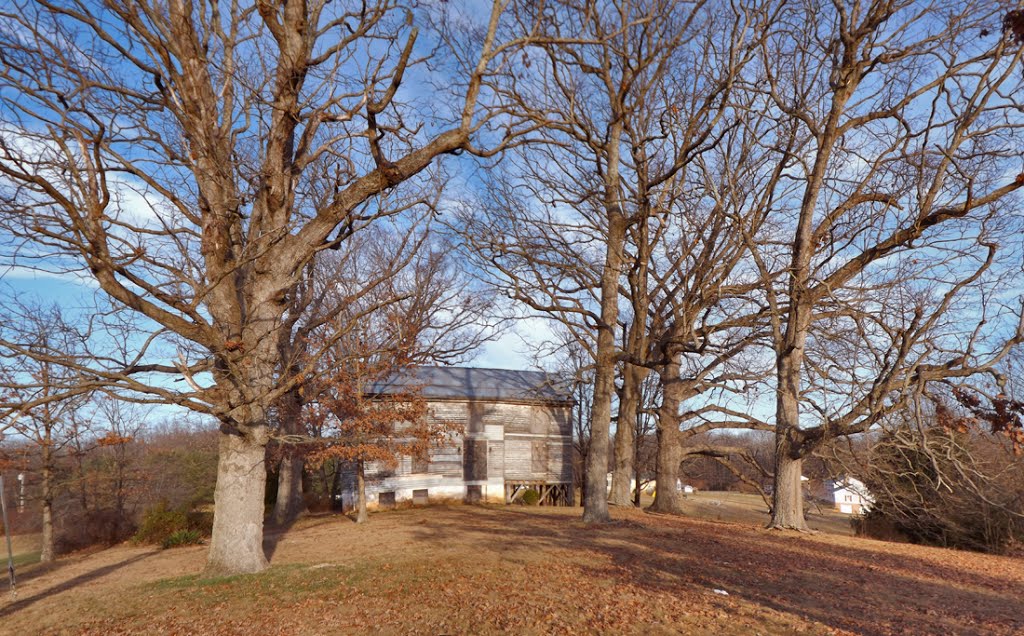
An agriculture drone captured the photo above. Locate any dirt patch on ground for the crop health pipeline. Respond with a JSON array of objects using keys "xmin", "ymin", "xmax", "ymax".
[{"xmin": 1, "ymin": 505, "xmax": 1020, "ymax": 635}]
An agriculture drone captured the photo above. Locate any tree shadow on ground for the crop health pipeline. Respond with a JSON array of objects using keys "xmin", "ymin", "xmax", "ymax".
[
  {"xmin": 410, "ymin": 507, "xmax": 1023, "ymax": 636},
  {"xmin": 263, "ymin": 512, "xmax": 356, "ymax": 561},
  {"xmin": 0, "ymin": 552, "xmax": 155, "ymax": 618},
  {"xmin": 263, "ymin": 516, "xmax": 300, "ymax": 562},
  {"xmin": 264, "ymin": 510, "xmax": 348, "ymax": 561}
]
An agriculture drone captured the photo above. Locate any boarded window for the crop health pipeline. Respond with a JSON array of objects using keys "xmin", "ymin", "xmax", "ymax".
[
  {"xmin": 412, "ymin": 489, "xmax": 429, "ymax": 505},
  {"xmin": 463, "ymin": 439, "xmax": 488, "ymax": 481},
  {"xmin": 466, "ymin": 485, "xmax": 482, "ymax": 504},
  {"xmin": 378, "ymin": 491, "xmax": 396, "ymax": 510},
  {"xmin": 411, "ymin": 454, "xmax": 429, "ymax": 473},
  {"xmin": 532, "ymin": 441, "xmax": 548, "ymax": 474}
]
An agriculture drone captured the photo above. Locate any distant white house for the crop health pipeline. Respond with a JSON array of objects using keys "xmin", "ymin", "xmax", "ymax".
[
  {"xmin": 605, "ymin": 474, "xmax": 658, "ymax": 496},
  {"xmin": 603, "ymin": 476, "xmax": 684, "ymax": 496},
  {"xmin": 828, "ymin": 476, "xmax": 874, "ymax": 515}
]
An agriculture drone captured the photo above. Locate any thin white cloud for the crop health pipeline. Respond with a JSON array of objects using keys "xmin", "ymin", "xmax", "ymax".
[
  {"xmin": 0, "ymin": 265, "xmax": 99, "ymax": 288},
  {"xmin": 472, "ymin": 315, "xmax": 556, "ymax": 370}
]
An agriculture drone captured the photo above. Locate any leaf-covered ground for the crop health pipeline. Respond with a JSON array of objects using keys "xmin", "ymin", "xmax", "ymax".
[{"xmin": 1, "ymin": 504, "xmax": 1021, "ymax": 635}]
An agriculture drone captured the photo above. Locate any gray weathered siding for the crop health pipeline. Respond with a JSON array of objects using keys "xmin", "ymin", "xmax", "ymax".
[
  {"xmin": 352, "ymin": 397, "xmax": 573, "ymax": 508},
  {"xmin": 428, "ymin": 400, "xmax": 573, "ymax": 484}
]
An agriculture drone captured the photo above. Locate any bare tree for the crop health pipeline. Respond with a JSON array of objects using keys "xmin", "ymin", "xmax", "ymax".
[
  {"xmin": 629, "ymin": 370, "xmax": 659, "ymax": 505},
  {"xmin": 838, "ymin": 395, "xmax": 1024, "ymax": 552},
  {"xmin": 270, "ymin": 224, "xmax": 495, "ymax": 524},
  {"xmin": 542, "ymin": 328, "xmax": 597, "ymax": 501},
  {"xmin": 580, "ymin": 62, "xmax": 796, "ymax": 515},
  {"xmin": 87, "ymin": 397, "xmax": 151, "ymax": 541},
  {"xmin": 301, "ymin": 360, "xmax": 445, "ymax": 525},
  {"xmin": 460, "ymin": 0, "xmax": 770, "ymax": 521},
  {"xmin": 0, "ymin": 305, "xmax": 92, "ymax": 562},
  {"xmin": 748, "ymin": 0, "xmax": 1024, "ymax": 529},
  {"xmin": 0, "ymin": 0, "xmax": 550, "ymax": 573}
]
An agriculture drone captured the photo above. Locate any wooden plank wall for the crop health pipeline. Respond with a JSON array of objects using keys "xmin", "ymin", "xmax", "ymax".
[
  {"xmin": 428, "ymin": 400, "xmax": 572, "ymax": 484},
  {"xmin": 362, "ymin": 398, "xmax": 573, "ymax": 496}
]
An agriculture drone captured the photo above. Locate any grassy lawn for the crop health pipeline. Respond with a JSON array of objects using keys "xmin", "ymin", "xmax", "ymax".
[
  {"xmin": 0, "ymin": 534, "xmax": 42, "ymax": 572},
  {"xmin": 10, "ymin": 550, "xmax": 40, "ymax": 569},
  {"xmin": 679, "ymin": 491, "xmax": 855, "ymax": 535},
  {"xmin": 0, "ymin": 502, "xmax": 1020, "ymax": 635}
]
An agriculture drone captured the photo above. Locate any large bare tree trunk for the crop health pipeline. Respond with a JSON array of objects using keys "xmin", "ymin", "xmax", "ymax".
[
  {"xmin": 271, "ymin": 387, "xmax": 305, "ymax": 526},
  {"xmin": 355, "ymin": 461, "xmax": 368, "ymax": 524},
  {"xmin": 771, "ymin": 439, "xmax": 806, "ymax": 530},
  {"xmin": 40, "ymin": 447, "xmax": 54, "ymax": 564},
  {"xmin": 582, "ymin": 110, "xmax": 628, "ymax": 523},
  {"xmin": 40, "ymin": 500, "xmax": 53, "ymax": 564},
  {"xmin": 273, "ymin": 453, "xmax": 304, "ymax": 526},
  {"xmin": 650, "ymin": 357, "xmax": 683, "ymax": 514},
  {"xmin": 206, "ymin": 429, "xmax": 270, "ymax": 575},
  {"xmin": 633, "ymin": 433, "xmax": 644, "ymax": 507},
  {"xmin": 769, "ymin": 352, "xmax": 809, "ymax": 530},
  {"xmin": 650, "ymin": 426, "xmax": 682, "ymax": 514},
  {"xmin": 583, "ymin": 351, "xmax": 614, "ymax": 522},
  {"xmin": 609, "ymin": 364, "xmax": 643, "ymax": 506},
  {"xmin": 582, "ymin": 214, "xmax": 626, "ymax": 524}
]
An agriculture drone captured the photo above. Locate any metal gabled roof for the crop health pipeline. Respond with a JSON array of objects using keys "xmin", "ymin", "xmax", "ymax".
[{"xmin": 368, "ymin": 365, "xmax": 573, "ymax": 405}]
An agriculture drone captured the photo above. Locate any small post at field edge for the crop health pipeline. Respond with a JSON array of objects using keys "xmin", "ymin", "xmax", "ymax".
[{"xmin": 0, "ymin": 475, "xmax": 16, "ymax": 600}]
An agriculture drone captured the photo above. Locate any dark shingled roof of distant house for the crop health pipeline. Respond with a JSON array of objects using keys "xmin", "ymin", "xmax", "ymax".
[{"xmin": 369, "ymin": 366, "xmax": 573, "ymax": 404}]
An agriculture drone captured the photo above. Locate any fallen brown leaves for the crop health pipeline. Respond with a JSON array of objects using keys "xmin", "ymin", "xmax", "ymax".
[{"xmin": 5, "ymin": 505, "xmax": 1023, "ymax": 635}]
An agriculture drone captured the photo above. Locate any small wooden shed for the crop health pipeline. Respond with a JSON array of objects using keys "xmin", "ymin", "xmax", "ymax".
[{"xmin": 345, "ymin": 366, "xmax": 574, "ymax": 509}]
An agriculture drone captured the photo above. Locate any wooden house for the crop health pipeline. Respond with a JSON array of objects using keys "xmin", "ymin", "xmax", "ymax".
[{"xmin": 338, "ymin": 366, "xmax": 574, "ymax": 510}]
